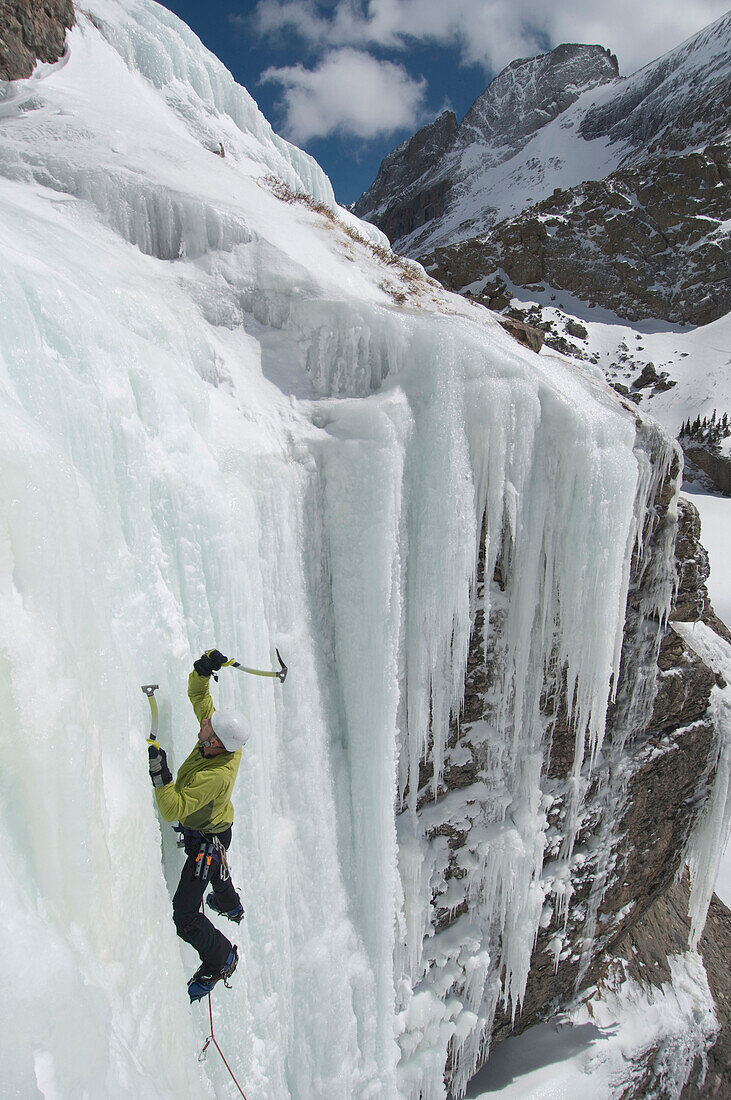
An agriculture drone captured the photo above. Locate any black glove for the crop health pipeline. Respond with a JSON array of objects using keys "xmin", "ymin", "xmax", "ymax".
[
  {"xmin": 148, "ymin": 744, "xmax": 172, "ymax": 788},
  {"xmin": 193, "ymin": 648, "xmax": 228, "ymax": 677}
]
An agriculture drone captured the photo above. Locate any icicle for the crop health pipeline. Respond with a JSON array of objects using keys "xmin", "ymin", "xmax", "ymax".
[{"xmin": 674, "ymin": 621, "xmax": 731, "ymax": 947}]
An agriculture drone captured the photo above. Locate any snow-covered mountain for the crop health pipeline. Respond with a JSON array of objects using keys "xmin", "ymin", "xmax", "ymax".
[
  {"xmin": 2, "ymin": 3, "xmax": 730, "ymax": 1099},
  {"xmin": 353, "ymin": 12, "xmax": 731, "ymax": 258}
]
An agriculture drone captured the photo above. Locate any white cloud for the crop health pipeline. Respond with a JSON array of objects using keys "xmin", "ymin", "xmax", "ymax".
[
  {"xmin": 253, "ymin": 0, "xmax": 730, "ymax": 76},
  {"xmin": 542, "ymin": 0, "xmax": 731, "ymax": 74},
  {"xmin": 261, "ymin": 47, "xmax": 427, "ymax": 141}
]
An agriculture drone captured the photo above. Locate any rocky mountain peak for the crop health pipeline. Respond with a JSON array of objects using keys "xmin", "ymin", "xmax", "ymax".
[
  {"xmin": 580, "ymin": 9, "xmax": 731, "ymax": 149},
  {"xmin": 394, "ymin": 108, "xmax": 458, "ymax": 167},
  {"xmin": 460, "ymin": 42, "xmax": 619, "ymax": 149},
  {"xmin": 354, "ymin": 13, "xmax": 730, "ymax": 257},
  {"xmin": 352, "ymin": 43, "xmax": 619, "ymax": 236}
]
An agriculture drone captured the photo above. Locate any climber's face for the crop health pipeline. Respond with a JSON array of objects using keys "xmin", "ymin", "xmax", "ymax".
[{"xmin": 198, "ymin": 717, "xmax": 226, "ymax": 756}]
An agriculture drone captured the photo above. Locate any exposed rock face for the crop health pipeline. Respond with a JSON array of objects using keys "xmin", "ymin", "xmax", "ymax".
[
  {"xmin": 611, "ymin": 880, "xmax": 731, "ymax": 1099},
  {"xmin": 671, "ymin": 499, "xmax": 715, "ymax": 626},
  {"xmin": 685, "ymin": 446, "xmax": 731, "ymax": 496},
  {"xmin": 350, "ymin": 111, "xmax": 457, "ymax": 242},
  {"xmin": 421, "ymin": 141, "xmax": 731, "ymax": 326},
  {"xmin": 372, "ymin": 176, "xmax": 453, "ymax": 251},
  {"xmin": 404, "ymin": 427, "xmax": 731, "ymax": 1096},
  {"xmin": 495, "ymin": 314, "xmax": 545, "ymax": 353},
  {"xmin": 0, "ymin": 0, "xmax": 75, "ymax": 81},
  {"xmin": 460, "ymin": 44, "xmax": 618, "ymax": 149}
]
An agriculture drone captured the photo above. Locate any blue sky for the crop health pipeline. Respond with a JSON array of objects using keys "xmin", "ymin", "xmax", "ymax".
[{"xmin": 159, "ymin": 1, "xmax": 730, "ymax": 205}]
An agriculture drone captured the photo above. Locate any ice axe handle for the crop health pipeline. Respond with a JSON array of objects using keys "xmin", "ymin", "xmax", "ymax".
[
  {"xmin": 141, "ymin": 684, "xmax": 159, "ymax": 742},
  {"xmin": 230, "ymin": 651, "xmax": 288, "ymax": 683}
]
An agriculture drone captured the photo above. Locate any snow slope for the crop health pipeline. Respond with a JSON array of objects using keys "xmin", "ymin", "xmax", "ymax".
[
  {"xmin": 468, "ymin": 951, "xmax": 717, "ymax": 1100},
  {"xmin": 488, "ymin": 286, "xmax": 731, "ymax": 439},
  {"xmin": 0, "ymin": 3, "xmax": 716, "ymax": 1098}
]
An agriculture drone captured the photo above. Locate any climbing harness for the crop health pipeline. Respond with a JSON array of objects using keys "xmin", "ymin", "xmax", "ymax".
[
  {"xmin": 194, "ymin": 840, "xmax": 216, "ymax": 884},
  {"xmin": 192, "ymin": 837, "xmax": 230, "ymax": 883},
  {"xmin": 198, "ymin": 897, "xmax": 248, "ymax": 1098},
  {"xmin": 214, "ymin": 835, "xmax": 231, "ymax": 882},
  {"xmin": 172, "ymin": 827, "xmax": 230, "ymax": 882}
]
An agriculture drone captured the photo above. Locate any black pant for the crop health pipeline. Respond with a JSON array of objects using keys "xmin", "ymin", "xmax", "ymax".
[{"xmin": 172, "ymin": 826, "xmax": 241, "ymax": 972}]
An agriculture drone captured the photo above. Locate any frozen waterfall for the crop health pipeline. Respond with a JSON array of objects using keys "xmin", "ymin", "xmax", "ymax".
[{"xmin": 0, "ymin": 2, "xmax": 691, "ymax": 1098}]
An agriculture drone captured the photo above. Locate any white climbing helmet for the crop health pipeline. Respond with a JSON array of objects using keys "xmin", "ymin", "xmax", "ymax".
[{"xmin": 211, "ymin": 710, "xmax": 250, "ymax": 750}]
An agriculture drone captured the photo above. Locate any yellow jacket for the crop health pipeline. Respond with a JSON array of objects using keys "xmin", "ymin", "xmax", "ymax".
[{"xmin": 154, "ymin": 670, "xmax": 241, "ymax": 833}]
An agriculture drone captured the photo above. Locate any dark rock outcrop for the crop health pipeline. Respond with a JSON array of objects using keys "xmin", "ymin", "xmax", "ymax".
[
  {"xmin": 422, "ymin": 142, "xmax": 731, "ymax": 326},
  {"xmin": 372, "ymin": 177, "xmax": 453, "ymax": 249},
  {"xmin": 495, "ymin": 314, "xmax": 545, "ymax": 353},
  {"xmin": 351, "ymin": 111, "xmax": 457, "ymax": 243},
  {"xmin": 685, "ymin": 447, "xmax": 731, "ymax": 496},
  {"xmin": 0, "ymin": 0, "xmax": 75, "ymax": 81}
]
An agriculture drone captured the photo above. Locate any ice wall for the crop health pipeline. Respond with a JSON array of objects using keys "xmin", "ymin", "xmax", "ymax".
[{"xmin": 0, "ymin": 3, "xmax": 684, "ymax": 1098}]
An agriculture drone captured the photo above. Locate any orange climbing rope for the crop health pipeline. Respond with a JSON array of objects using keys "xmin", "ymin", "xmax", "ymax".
[{"xmin": 198, "ymin": 900, "xmax": 248, "ymax": 1098}]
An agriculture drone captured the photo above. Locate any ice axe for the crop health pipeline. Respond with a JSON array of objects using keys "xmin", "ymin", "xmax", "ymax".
[
  {"xmin": 141, "ymin": 683, "xmax": 160, "ymax": 746},
  {"xmin": 223, "ymin": 649, "xmax": 288, "ymax": 683}
]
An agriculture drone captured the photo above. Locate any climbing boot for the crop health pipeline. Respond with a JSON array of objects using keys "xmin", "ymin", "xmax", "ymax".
[
  {"xmin": 207, "ymin": 892, "xmax": 245, "ymax": 923},
  {"xmin": 187, "ymin": 946, "xmax": 239, "ymax": 1003}
]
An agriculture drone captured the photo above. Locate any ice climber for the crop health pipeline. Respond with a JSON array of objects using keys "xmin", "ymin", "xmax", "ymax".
[{"xmin": 147, "ymin": 648, "xmax": 249, "ymax": 1002}]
